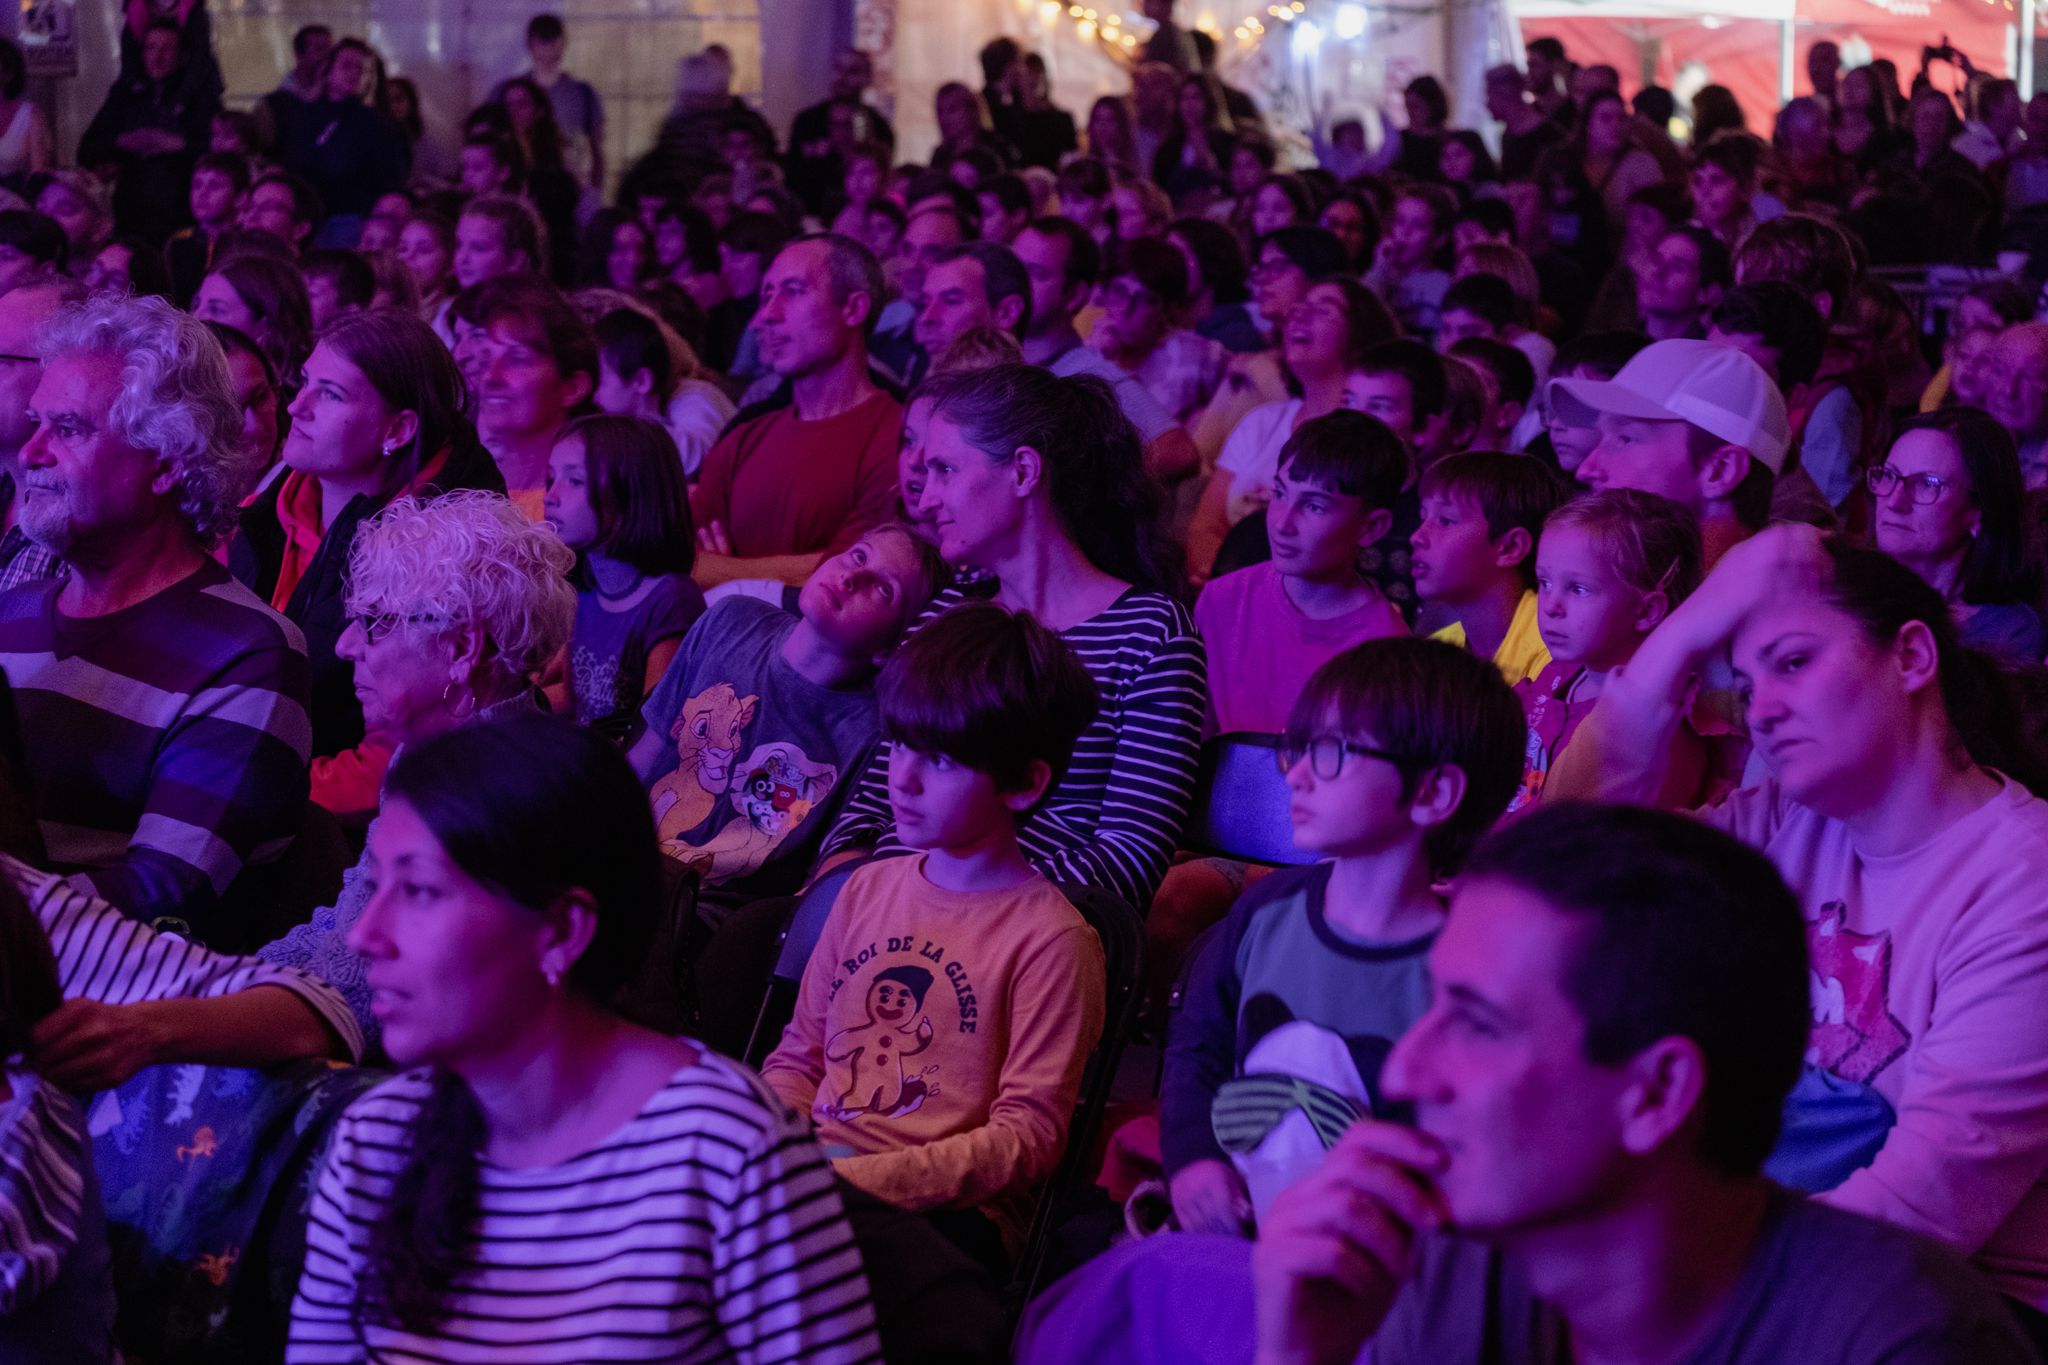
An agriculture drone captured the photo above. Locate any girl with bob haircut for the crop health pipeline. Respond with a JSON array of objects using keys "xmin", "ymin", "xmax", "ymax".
[
  {"xmin": 544, "ymin": 414, "xmax": 705, "ymax": 741},
  {"xmin": 289, "ymin": 713, "xmax": 881, "ymax": 1360},
  {"xmin": 1867, "ymin": 407, "xmax": 2043, "ymax": 663},
  {"xmin": 1552, "ymin": 523, "xmax": 2048, "ymax": 1324}
]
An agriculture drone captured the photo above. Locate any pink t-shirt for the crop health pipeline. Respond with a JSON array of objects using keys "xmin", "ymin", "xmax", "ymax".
[
  {"xmin": 1702, "ymin": 775, "xmax": 2048, "ymax": 1306},
  {"xmin": 1192, "ymin": 561, "xmax": 1409, "ymax": 735}
]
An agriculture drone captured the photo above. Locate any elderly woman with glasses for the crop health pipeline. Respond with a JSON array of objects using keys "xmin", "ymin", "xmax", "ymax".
[
  {"xmin": 259, "ymin": 488, "xmax": 576, "ymax": 1047},
  {"xmin": 1868, "ymin": 408, "xmax": 2044, "ymax": 663}
]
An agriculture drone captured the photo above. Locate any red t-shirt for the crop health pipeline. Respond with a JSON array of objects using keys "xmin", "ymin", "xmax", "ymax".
[{"xmin": 690, "ymin": 390, "xmax": 903, "ymax": 559}]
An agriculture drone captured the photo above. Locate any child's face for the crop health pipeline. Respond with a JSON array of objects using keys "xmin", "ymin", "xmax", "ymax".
[
  {"xmin": 1544, "ymin": 374, "xmax": 1603, "ymax": 475},
  {"xmin": 542, "ymin": 436, "xmax": 601, "ymax": 551},
  {"xmin": 798, "ymin": 531, "xmax": 929, "ymax": 661},
  {"xmin": 1533, "ymin": 523, "xmax": 1651, "ymax": 670},
  {"xmin": 897, "ymin": 396, "xmax": 934, "ymax": 527},
  {"xmin": 1268, "ymin": 460, "xmax": 1375, "ymax": 584},
  {"xmin": 1284, "ymin": 708, "xmax": 1418, "ymax": 857},
  {"xmin": 1411, "ymin": 492, "xmax": 1512, "ymax": 605},
  {"xmin": 1388, "ymin": 198, "xmax": 1438, "ymax": 266},
  {"xmin": 1344, "ymin": 370, "xmax": 1420, "ymax": 449},
  {"xmin": 1436, "ymin": 308, "xmax": 1497, "ymax": 349},
  {"xmin": 887, "ymin": 745, "xmax": 1020, "ymax": 853},
  {"xmin": 190, "ymin": 168, "xmax": 239, "ymax": 227},
  {"xmin": 593, "ymin": 359, "xmax": 653, "ymax": 420}
]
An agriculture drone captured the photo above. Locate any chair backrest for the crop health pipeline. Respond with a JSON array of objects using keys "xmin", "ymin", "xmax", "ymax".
[
  {"xmin": 742, "ymin": 856, "xmax": 871, "ymax": 1067},
  {"xmin": 1183, "ymin": 733, "xmax": 1315, "ymax": 868},
  {"xmin": 1012, "ymin": 881, "xmax": 1145, "ymax": 1305}
]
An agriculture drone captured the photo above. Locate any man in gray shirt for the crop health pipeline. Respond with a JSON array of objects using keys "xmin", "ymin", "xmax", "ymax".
[{"xmin": 1020, "ymin": 804, "xmax": 2040, "ymax": 1365}]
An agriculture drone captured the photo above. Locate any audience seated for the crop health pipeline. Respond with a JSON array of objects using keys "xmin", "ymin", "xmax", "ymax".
[
  {"xmin": 231, "ymin": 309, "xmax": 502, "ymax": 825},
  {"xmin": 1163, "ymin": 638, "xmax": 1524, "ymax": 1236},
  {"xmin": 0, "ymin": 294, "xmax": 308, "ymax": 939},
  {"xmin": 761, "ymin": 603, "xmax": 1106, "ymax": 1276},
  {"xmin": 289, "ymin": 714, "xmax": 883, "ymax": 1360},
  {"xmin": 823, "ymin": 365, "xmax": 1206, "ymax": 911},
  {"xmin": 21, "ymin": 18, "xmax": 2048, "ymax": 1356},
  {"xmin": 690, "ymin": 233, "xmax": 904, "ymax": 587},
  {"xmin": 1023, "ymin": 803, "xmax": 2039, "ymax": 1365}
]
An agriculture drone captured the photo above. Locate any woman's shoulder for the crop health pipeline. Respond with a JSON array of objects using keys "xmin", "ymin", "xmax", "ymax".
[{"xmin": 1080, "ymin": 589, "xmax": 1201, "ymax": 648}]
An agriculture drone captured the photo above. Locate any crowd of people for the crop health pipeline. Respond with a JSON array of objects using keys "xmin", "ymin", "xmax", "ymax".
[{"xmin": 7, "ymin": 2, "xmax": 2048, "ymax": 1361}]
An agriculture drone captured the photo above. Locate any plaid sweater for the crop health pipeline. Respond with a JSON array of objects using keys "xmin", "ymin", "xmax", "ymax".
[{"xmin": 0, "ymin": 561, "xmax": 310, "ymax": 936}]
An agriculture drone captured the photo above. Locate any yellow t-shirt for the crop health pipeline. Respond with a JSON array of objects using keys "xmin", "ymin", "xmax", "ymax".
[{"xmin": 1431, "ymin": 589, "xmax": 1552, "ymax": 687}]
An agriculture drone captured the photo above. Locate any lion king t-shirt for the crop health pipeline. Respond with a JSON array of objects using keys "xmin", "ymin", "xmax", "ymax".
[{"xmin": 636, "ymin": 598, "xmax": 882, "ymax": 909}]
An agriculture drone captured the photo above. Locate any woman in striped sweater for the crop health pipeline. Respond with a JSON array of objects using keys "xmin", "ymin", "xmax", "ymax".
[
  {"xmin": 822, "ymin": 365, "xmax": 1208, "ymax": 910},
  {"xmin": 289, "ymin": 715, "xmax": 880, "ymax": 1364}
]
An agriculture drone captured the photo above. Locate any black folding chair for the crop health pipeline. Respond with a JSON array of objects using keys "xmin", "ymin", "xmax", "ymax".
[
  {"xmin": 1184, "ymin": 732, "xmax": 1317, "ymax": 868},
  {"xmin": 741, "ymin": 856, "xmax": 872, "ymax": 1067},
  {"xmin": 1010, "ymin": 880, "xmax": 1145, "ymax": 1311}
]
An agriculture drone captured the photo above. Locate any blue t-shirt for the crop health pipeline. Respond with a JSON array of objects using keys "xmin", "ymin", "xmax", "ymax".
[
  {"xmin": 569, "ymin": 570, "xmax": 705, "ymax": 742},
  {"xmin": 638, "ymin": 598, "xmax": 883, "ymax": 906}
]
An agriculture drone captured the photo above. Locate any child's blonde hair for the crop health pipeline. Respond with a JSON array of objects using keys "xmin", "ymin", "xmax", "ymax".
[{"xmin": 1543, "ymin": 489, "xmax": 1704, "ymax": 605}]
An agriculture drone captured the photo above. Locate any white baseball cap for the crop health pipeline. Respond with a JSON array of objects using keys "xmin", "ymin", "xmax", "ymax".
[{"xmin": 1548, "ymin": 338, "xmax": 1791, "ymax": 475}]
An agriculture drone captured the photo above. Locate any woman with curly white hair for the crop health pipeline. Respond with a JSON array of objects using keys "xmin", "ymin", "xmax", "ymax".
[
  {"xmin": 259, "ymin": 487, "xmax": 577, "ymax": 1046},
  {"xmin": 0, "ymin": 291, "xmax": 303, "ymax": 940}
]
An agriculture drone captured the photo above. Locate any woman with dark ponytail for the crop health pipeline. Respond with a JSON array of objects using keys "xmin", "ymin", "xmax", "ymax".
[
  {"xmin": 1549, "ymin": 524, "xmax": 2048, "ymax": 1333},
  {"xmin": 818, "ymin": 365, "xmax": 1208, "ymax": 911},
  {"xmin": 288, "ymin": 714, "xmax": 880, "ymax": 1361}
]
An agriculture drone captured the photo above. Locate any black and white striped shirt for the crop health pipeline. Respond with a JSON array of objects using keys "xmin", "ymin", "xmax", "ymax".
[
  {"xmin": 13, "ymin": 856, "xmax": 364, "ymax": 1062},
  {"xmin": 825, "ymin": 586, "xmax": 1209, "ymax": 908},
  {"xmin": 287, "ymin": 1051, "xmax": 883, "ymax": 1365}
]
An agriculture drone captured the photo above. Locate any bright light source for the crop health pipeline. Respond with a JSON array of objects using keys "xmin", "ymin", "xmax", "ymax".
[
  {"xmin": 1041, "ymin": 1, "xmax": 1062, "ymax": 16},
  {"xmin": 1700, "ymin": 13, "xmax": 1723, "ymax": 25},
  {"xmin": 1291, "ymin": 2, "xmax": 1305, "ymax": 11},
  {"xmin": 1334, "ymin": 3, "xmax": 1367, "ymax": 37},
  {"xmin": 1291, "ymin": 17, "xmax": 1321, "ymax": 52},
  {"xmin": 1077, "ymin": 18, "xmax": 1096, "ymax": 39},
  {"xmin": 1121, "ymin": 30, "xmax": 1137, "ymax": 45}
]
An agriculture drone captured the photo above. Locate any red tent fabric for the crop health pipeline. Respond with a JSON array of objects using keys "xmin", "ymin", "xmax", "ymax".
[{"xmin": 1528, "ymin": 0, "xmax": 2011, "ymax": 131}]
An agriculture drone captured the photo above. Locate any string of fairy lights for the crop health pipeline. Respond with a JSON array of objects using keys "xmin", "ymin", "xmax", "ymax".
[{"xmin": 1022, "ymin": 0, "xmax": 1326, "ymax": 56}]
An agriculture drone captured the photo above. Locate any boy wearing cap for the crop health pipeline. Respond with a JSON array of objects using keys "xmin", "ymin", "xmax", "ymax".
[{"xmin": 1562, "ymin": 338, "xmax": 1790, "ymax": 569}]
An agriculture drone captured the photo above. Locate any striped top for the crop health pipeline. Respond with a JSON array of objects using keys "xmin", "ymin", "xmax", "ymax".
[
  {"xmin": 14, "ymin": 855, "xmax": 364, "ymax": 1062},
  {"xmin": 287, "ymin": 1051, "xmax": 883, "ymax": 1365},
  {"xmin": 0, "ymin": 561, "xmax": 311, "ymax": 938},
  {"xmin": 824, "ymin": 585, "xmax": 1208, "ymax": 908},
  {"xmin": 0, "ymin": 1067, "xmax": 114, "ymax": 1362}
]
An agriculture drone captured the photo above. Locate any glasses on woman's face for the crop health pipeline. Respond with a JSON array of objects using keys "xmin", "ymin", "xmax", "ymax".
[
  {"xmin": 352, "ymin": 610, "xmax": 443, "ymax": 645},
  {"xmin": 1866, "ymin": 465, "xmax": 1959, "ymax": 505},
  {"xmin": 1277, "ymin": 734, "xmax": 1406, "ymax": 780}
]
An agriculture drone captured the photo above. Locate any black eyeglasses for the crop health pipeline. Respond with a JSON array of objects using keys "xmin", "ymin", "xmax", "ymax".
[
  {"xmin": 1277, "ymin": 735, "xmax": 1407, "ymax": 779},
  {"xmin": 1866, "ymin": 466, "xmax": 1958, "ymax": 505},
  {"xmin": 351, "ymin": 611, "xmax": 443, "ymax": 644}
]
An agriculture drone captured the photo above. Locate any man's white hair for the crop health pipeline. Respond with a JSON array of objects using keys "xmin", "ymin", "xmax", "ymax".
[{"xmin": 37, "ymin": 293, "xmax": 252, "ymax": 545}]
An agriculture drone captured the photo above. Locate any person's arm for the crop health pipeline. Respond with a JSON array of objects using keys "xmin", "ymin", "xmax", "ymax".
[
  {"xmin": 1547, "ymin": 524, "xmax": 1828, "ymax": 806},
  {"xmin": 85, "ymin": 638, "xmax": 311, "ymax": 935},
  {"xmin": 819, "ymin": 740, "xmax": 897, "ymax": 865},
  {"xmin": 1187, "ymin": 468, "xmax": 1237, "ymax": 589},
  {"xmin": 835, "ymin": 922, "xmax": 1106, "ymax": 1211},
  {"xmin": 691, "ymin": 546, "xmax": 828, "ymax": 589},
  {"xmin": 77, "ymin": 89, "xmax": 126, "ymax": 169},
  {"xmin": 587, "ymin": 83, "xmax": 607, "ymax": 189},
  {"xmin": 31, "ymin": 988, "xmax": 341, "ymax": 1092},
  {"xmin": 641, "ymin": 636, "xmax": 683, "ymax": 705},
  {"xmin": 710, "ymin": 1101, "xmax": 882, "ymax": 1364},
  {"xmin": 1251, "ymin": 1122, "xmax": 1450, "ymax": 1365},
  {"xmin": 1031, "ymin": 627, "xmax": 1207, "ymax": 907},
  {"xmin": 25, "ymin": 105, "xmax": 52, "ymax": 175},
  {"xmin": 1162, "ymin": 897, "xmax": 1256, "ymax": 1234}
]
